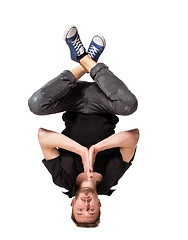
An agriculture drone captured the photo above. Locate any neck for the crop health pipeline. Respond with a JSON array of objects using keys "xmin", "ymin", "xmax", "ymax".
[{"xmin": 76, "ymin": 172, "xmax": 103, "ymax": 191}]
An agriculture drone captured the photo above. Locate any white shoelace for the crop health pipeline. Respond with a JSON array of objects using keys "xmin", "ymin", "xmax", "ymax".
[
  {"xmin": 71, "ymin": 36, "xmax": 85, "ymax": 55},
  {"xmin": 88, "ymin": 45, "xmax": 99, "ymax": 58}
]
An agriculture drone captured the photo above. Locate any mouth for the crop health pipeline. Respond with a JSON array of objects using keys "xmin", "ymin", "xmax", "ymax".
[
  {"xmin": 75, "ymin": 187, "xmax": 95, "ymax": 199},
  {"xmin": 79, "ymin": 187, "xmax": 94, "ymax": 195},
  {"xmin": 81, "ymin": 197, "xmax": 92, "ymax": 201}
]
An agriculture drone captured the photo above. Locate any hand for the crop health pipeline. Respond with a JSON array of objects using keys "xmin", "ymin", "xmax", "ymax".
[
  {"xmin": 81, "ymin": 147, "xmax": 93, "ymax": 179},
  {"xmin": 88, "ymin": 145, "xmax": 97, "ymax": 173}
]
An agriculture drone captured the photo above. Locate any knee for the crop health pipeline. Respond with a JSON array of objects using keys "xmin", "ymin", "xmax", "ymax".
[
  {"xmin": 117, "ymin": 95, "xmax": 138, "ymax": 116},
  {"xmin": 28, "ymin": 94, "xmax": 43, "ymax": 115},
  {"xmin": 127, "ymin": 95, "xmax": 138, "ymax": 115}
]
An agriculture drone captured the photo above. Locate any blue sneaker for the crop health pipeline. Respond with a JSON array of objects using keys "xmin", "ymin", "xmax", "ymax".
[
  {"xmin": 88, "ymin": 34, "xmax": 106, "ymax": 62},
  {"xmin": 64, "ymin": 25, "xmax": 86, "ymax": 62}
]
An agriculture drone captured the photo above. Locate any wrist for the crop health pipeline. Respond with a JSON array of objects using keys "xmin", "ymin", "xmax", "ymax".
[
  {"xmin": 93, "ymin": 143, "xmax": 102, "ymax": 154},
  {"xmin": 79, "ymin": 146, "xmax": 88, "ymax": 157}
]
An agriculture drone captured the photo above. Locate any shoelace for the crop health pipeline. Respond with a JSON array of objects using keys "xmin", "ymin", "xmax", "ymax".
[
  {"xmin": 88, "ymin": 45, "xmax": 99, "ymax": 58},
  {"xmin": 71, "ymin": 36, "xmax": 85, "ymax": 55}
]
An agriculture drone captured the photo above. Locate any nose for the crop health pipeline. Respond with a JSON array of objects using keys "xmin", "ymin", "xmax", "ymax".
[
  {"xmin": 86, "ymin": 203, "xmax": 90, "ymax": 211},
  {"xmin": 81, "ymin": 199, "xmax": 91, "ymax": 210}
]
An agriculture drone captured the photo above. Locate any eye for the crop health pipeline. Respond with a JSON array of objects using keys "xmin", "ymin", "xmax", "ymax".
[
  {"xmin": 78, "ymin": 208, "xmax": 82, "ymax": 211},
  {"xmin": 89, "ymin": 208, "xmax": 94, "ymax": 212}
]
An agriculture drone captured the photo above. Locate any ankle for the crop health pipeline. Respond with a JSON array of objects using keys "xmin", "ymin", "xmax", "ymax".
[
  {"xmin": 80, "ymin": 55, "xmax": 97, "ymax": 73},
  {"xmin": 71, "ymin": 65, "xmax": 88, "ymax": 81},
  {"xmin": 76, "ymin": 52, "xmax": 88, "ymax": 62}
]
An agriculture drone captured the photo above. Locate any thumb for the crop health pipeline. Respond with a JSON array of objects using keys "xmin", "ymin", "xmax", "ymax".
[
  {"xmin": 86, "ymin": 170, "xmax": 93, "ymax": 179},
  {"xmin": 89, "ymin": 169, "xmax": 93, "ymax": 178}
]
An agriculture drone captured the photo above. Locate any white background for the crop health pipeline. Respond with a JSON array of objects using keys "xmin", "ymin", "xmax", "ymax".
[{"xmin": 1, "ymin": 0, "xmax": 188, "ymax": 239}]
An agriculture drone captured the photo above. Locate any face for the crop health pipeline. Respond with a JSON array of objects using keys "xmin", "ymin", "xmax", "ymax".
[{"xmin": 71, "ymin": 187, "xmax": 101, "ymax": 223}]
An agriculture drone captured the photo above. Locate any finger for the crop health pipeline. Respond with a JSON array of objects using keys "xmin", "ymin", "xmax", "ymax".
[
  {"xmin": 89, "ymin": 173, "xmax": 93, "ymax": 179},
  {"xmin": 87, "ymin": 172, "xmax": 92, "ymax": 179},
  {"xmin": 89, "ymin": 169, "xmax": 93, "ymax": 178},
  {"xmin": 89, "ymin": 164, "xmax": 93, "ymax": 174},
  {"xmin": 85, "ymin": 169, "xmax": 92, "ymax": 179}
]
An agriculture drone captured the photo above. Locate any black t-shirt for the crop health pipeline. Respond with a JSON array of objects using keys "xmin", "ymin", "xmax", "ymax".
[
  {"xmin": 42, "ymin": 112, "xmax": 135, "ymax": 198},
  {"xmin": 61, "ymin": 111, "xmax": 119, "ymax": 148},
  {"xmin": 61, "ymin": 111, "xmax": 119, "ymax": 177}
]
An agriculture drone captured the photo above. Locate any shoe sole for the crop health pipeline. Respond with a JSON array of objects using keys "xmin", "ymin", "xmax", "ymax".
[
  {"xmin": 64, "ymin": 26, "xmax": 106, "ymax": 48},
  {"xmin": 63, "ymin": 25, "xmax": 77, "ymax": 40},
  {"xmin": 93, "ymin": 34, "xmax": 106, "ymax": 48}
]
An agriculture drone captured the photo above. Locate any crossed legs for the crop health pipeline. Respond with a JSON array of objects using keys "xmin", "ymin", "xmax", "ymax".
[
  {"xmin": 28, "ymin": 26, "xmax": 138, "ymax": 116},
  {"xmin": 71, "ymin": 55, "xmax": 96, "ymax": 81}
]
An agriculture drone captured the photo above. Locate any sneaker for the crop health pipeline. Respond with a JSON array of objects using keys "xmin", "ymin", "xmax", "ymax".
[
  {"xmin": 88, "ymin": 34, "xmax": 106, "ymax": 62},
  {"xmin": 64, "ymin": 25, "xmax": 86, "ymax": 62}
]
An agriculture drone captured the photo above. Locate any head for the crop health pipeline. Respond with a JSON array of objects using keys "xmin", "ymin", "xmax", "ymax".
[{"xmin": 71, "ymin": 187, "xmax": 101, "ymax": 228}]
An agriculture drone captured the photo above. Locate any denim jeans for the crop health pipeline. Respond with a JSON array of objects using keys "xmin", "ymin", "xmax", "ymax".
[{"xmin": 28, "ymin": 63, "xmax": 138, "ymax": 116}]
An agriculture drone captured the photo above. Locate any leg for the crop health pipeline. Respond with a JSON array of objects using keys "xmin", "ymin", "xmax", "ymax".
[
  {"xmin": 71, "ymin": 65, "xmax": 87, "ymax": 81},
  {"xmin": 28, "ymin": 65, "xmax": 88, "ymax": 115},
  {"xmin": 28, "ymin": 26, "xmax": 106, "ymax": 116},
  {"xmin": 80, "ymin": 55, "xmax": 138, "ymax": 115}
]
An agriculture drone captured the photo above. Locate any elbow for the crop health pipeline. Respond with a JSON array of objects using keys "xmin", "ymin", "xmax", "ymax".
[
  {"xmin": 38, "ymin": 128, "xmax": 47, "ymax": 145},
  {"xmin": 133, "ymin": 128, "xmax": 140, "ymax": 144}
]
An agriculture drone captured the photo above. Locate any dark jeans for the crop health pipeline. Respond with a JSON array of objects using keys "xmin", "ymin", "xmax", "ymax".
[{"xmin": 28, "ymin": 63, "xmax": 138, "ymax": 116}]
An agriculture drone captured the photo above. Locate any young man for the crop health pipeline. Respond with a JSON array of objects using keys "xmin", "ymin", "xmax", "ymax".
[{"xmin": 28, "ymin": 25, "xmax": 139, "ymax": 227}]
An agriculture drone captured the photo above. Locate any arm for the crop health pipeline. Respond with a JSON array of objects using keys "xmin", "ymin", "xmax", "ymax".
[
  {"xmin": 38, "ymin": 128, "xmax": 87, "ymax": 160},
  {"xmin": 89, "ymin": 128, "xmax": 140, "ymax": 164},
  {"xmin": 38, "ymin": 128, "xmax": 93, "ymax": 178}
]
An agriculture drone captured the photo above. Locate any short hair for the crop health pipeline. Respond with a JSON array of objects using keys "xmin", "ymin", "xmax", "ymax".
[{"xmin": 71, "ymin": 209, "xmax": 101, "ymax": 228}]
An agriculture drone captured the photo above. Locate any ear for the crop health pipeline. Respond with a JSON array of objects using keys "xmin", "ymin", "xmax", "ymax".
[
  {"xmin": 71, "ymin": 198, "xmax": 75, "ymax": 206},
  {"xmin": 98, "ymin": 199, "xmax": 101, "ymax": 207}
]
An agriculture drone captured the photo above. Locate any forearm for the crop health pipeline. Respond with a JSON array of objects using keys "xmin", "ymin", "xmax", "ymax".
[
  {"xmin": 38, "ymin": 128, "xmax": 86, "ymax": 156},
  {"xmin": 94, "ymin": 129, "xmax": 139, "ymax": 153}
]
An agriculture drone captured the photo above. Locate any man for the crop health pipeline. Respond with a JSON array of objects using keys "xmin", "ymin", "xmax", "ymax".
[{"xmin": 28, "ymin": 25, "xmax": 139, "ymax": 227}]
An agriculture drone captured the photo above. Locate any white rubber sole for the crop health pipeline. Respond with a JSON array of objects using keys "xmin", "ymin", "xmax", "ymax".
[
  {"xmin": 63, "ymin": 25, "xmax": 77, "ymax": 40},
  {"xmin": 93, "ymin": 34, "xmax": 106, "ymax": 47}
]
